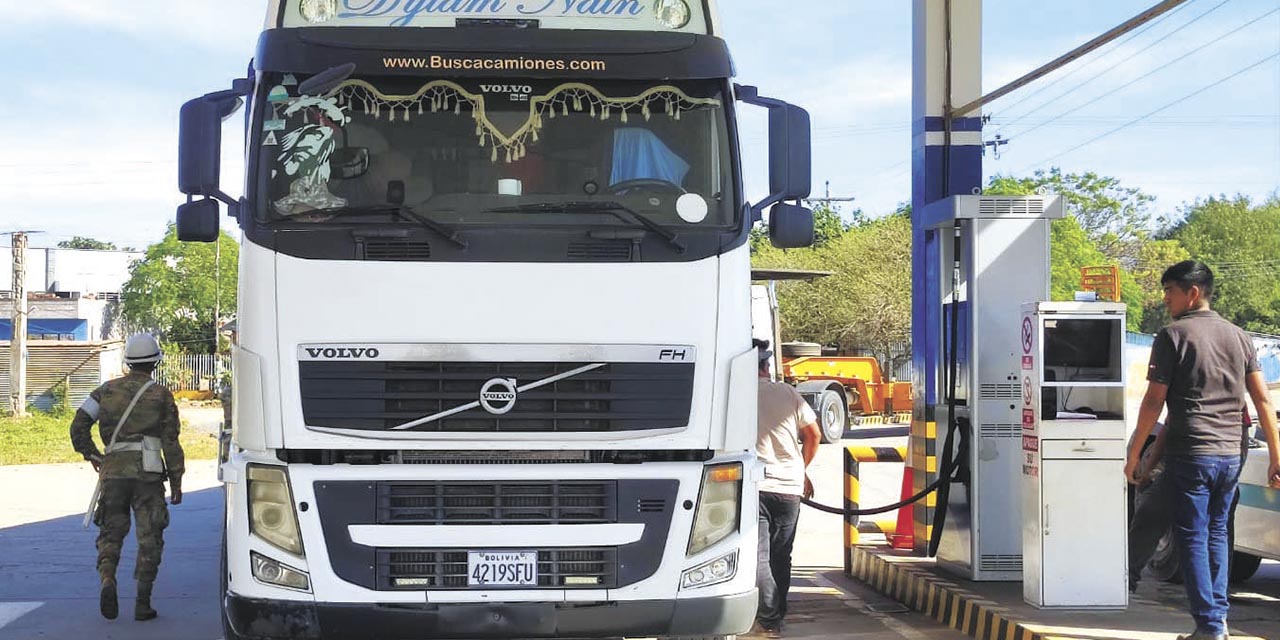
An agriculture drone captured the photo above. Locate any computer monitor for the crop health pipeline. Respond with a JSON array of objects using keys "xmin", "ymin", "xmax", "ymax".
[{"xmin": 1043, "ymin": 318, "xmax": 1117, "ymax": 370}]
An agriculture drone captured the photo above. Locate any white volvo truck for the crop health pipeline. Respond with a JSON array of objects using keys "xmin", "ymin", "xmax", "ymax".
[{"xmin": 175, "ymin": 1, "xmax": 815, "ymax": 638}]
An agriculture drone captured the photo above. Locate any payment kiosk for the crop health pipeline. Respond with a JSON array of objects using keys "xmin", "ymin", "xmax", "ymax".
[{"xmin": 1020, "ymin": 301, "xmax": 1128, "ymax": 609}]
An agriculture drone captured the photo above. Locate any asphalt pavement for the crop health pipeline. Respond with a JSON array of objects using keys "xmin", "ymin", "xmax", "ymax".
[{"xmin": 0, "ymin": 461, "xmax": 223, "ymax": 639}]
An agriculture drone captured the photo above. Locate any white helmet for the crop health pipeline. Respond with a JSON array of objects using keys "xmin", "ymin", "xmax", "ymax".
[{"xmin": 124, "ymin": 334, "xmax": 163, "ymax": 365}]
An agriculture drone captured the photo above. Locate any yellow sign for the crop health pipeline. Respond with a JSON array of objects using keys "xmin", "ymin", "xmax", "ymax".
[{"xmin": 1081, "ymin": 266, "xmax": 1120, "ymax": 302}]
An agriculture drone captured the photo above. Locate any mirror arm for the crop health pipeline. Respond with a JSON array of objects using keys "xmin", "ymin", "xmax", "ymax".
[
  {"xmin": 751, "ymin": 194, "xmax": 786, "ymax": 221},
  {"xmin": 190, "ymin": 190, "xmax": 238, "ymax": 208},
  {"xmin": 209, "ymin": 190, "xmax": 239, "ymax": 208},
  {"xmin": 734, "ymin": 84, "xmax": 787, "ymax": 110}
]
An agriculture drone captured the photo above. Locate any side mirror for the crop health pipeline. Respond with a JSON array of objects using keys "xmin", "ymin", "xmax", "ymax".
[
  {"xmin": 330, "ymin": 147, "xmax": 371, "ymax": 180},
  {"xmin": 768, "ymin": 104, "xmax": 812, "ymax": 201},
  {"xmin": 177, "ymin": 198, "xmax": 221, "ymax": 243},
  {"xmin": 735, "ymin": 85, "xmax": 813, "ymax": 219},
  {"xmin": 768, "ymin": 202, "xmax": 814, "ymax": 249},
  {"xmin": 178, "ymin": 91, "xmax": 243, "ymax": 205}
]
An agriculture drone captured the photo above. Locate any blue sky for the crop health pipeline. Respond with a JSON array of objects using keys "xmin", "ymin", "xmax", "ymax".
[{"xmin": 1, "ymin": 0, "xmax": 1276, "ymax": 249}]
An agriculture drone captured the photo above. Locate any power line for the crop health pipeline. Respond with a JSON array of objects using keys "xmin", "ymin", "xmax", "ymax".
[
  {"xmin": 953, "ymin": 0, "xmax": 1197, "ymax": 118},
  {"xmin": 992, "ymin": 0, "xmax": 1230, "ymax": 139},
  {"xmin": 1025, "ymin": 50, "xmax": 1280, "ymax": 169},
  {"xmin": 1002, "ymin": 3, "xmax": 1277, "ymax": 147},
  {"xmin": 990, "ymin": 0, "xmax": 1202, "ymax": 118}
]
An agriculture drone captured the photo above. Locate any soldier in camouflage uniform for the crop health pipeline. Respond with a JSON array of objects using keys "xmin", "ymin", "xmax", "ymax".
[{"xmin": 70, "ymin": 334, "xmax": 184, "ymax": 622}]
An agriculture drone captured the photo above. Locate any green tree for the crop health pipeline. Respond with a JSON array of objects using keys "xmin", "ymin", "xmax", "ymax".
[
  {"xmin": 1044, "ymin": 216, "xmax": 1144, "ymax": 328},
  {"xmin": 121, "ymin": 225, "xmax": 239, "ymax": 353},
  {"xmin": 987, "ymin": 168, "xmax": 1156, "ymax": 262},
  {"xmin": 1132, "ymin": 238, "xmax": 1191, "ymax": 332},
  {"xmin": 753, "ymin": 212, "xmax": 912, "ymax": 371},
  {"xmin": 1166, "ymin": 196, "xmax": 1280, "ymax": 334},
  {"xmin": 986, "ymin": 172, "xmax": 1147, "ymax": 329},
  {"xmin": 57, "ymin": 236, "xmax": 117, "ymax": 251}
]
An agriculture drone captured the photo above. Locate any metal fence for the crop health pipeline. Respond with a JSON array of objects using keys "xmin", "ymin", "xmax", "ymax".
[{"xmin": 156, "ymin": 354, "xmax": 231, "ymax": 392}]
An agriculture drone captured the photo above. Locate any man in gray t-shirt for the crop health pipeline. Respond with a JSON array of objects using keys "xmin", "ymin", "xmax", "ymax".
[
  {"xmin": 753, "ymin": 340, "xmax": 820, "ymax": 637},
  {"xmin": 1125, "ymin": 261, "xmax": 1280, "ymax": 640}
]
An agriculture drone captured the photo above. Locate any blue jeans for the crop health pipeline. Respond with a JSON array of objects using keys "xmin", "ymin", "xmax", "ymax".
[
  {"xmin": 757, "ymin": 492, "xmax": 801, "ymax": 628},
  {"xmin": 1169, "ymin": 455, "xmax": 1241, "ymax": 636}
]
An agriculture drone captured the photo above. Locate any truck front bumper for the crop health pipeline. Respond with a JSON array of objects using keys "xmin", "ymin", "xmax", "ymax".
[{"xmin": 225, "ymin": 590, "xmax": 758, "ymax": 640}]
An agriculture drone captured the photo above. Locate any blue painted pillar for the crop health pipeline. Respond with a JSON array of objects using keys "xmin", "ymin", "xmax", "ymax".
[{"xmin": 910, "ymin": 0, "xmax": 983, "ymax": 553}]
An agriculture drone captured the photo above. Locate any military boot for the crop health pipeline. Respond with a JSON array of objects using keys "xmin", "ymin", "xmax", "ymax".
[
  {"xmin": 99, "ymin": 577, "xmax": 118, "ymax": 620},
  {"xmin": 134, "ymin": 580, "xmax": 157, "ymax": 621}
]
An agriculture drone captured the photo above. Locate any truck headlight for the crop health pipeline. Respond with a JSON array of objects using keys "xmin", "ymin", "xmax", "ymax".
[
  {"xmin": 247, "ymin": 465, "xmax": 304, "ymax": 556},
  {"xmin": 251, "ymin": 551, "xmax": 312, "ymax": 592},
  {"xmin": 688, "ymin": 463, "xmax": 742, "ymax": 556},
  {"xmin": 681, "ymin": 551, "xmax": 738, "ymax": 590},
  {"xmin": 653, "ymin": 0, "xmax": 691, "ymax": 29}
]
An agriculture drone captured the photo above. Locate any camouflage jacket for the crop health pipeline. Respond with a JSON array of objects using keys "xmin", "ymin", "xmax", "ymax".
[{"xmin": 69, "ymin": 372, "xmax": 184, "ymax": 482}]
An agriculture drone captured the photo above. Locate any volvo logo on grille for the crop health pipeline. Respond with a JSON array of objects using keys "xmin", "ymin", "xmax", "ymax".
[
  {"xmin": 479, "ymin": 378, "xmax": 519, "ymax": 415},
  {"xmin": 303, "ymin": 347, "xmax": 381, "ymax": 359}
]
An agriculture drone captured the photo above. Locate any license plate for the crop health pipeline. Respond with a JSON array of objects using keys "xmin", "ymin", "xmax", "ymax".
[{"xmin": 467, "ymin": 551, "xmax": 538, "ymax": 587}]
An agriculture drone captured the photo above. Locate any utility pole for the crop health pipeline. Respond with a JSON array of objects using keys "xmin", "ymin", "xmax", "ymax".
[
  {"xmin": 213, "ymin": 234, "xmax": 222, "ymax": 390},
  {"xmin": 214, "ymin": 235, "xmax": 221, "ymax": 351},
  {"xmin": 805, "ymin": 180, "xmax": 858, "ymax": 208},
  {"xmin": 983, "ymin": 134, "xmax": 1009, "ymax": 159},
  {"xmin": 805, "ymin": 181, "xmax": 859, "ymax": 225},
  {"xmin": 9, "ymin": 232, "xmax": 29, "ymax": 416}
]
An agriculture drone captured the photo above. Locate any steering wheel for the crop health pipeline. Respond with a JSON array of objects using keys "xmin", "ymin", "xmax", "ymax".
[{"xmin": 607, "ymin": 178, "xmax": 687, "ymax": 196}]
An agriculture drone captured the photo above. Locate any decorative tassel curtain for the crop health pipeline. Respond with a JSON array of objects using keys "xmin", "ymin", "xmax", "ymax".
[{"xmin": 327, "ymin": 80, "xmax": 721, "ymax": 164}]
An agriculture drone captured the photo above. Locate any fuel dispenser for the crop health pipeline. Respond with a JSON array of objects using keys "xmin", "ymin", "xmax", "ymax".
[
  {"xmin": 1021, "ymin": 302, "xmax": 1128, "ymax": 608},
  {"xmin": 920, "ymin": 194, "xmax": 1064, "ymax": 581}
]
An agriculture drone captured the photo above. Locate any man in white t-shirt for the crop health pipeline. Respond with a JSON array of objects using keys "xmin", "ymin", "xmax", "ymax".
[{"xmin": 753, "ymin": 340, "xmax": 821, "ymax": 637}]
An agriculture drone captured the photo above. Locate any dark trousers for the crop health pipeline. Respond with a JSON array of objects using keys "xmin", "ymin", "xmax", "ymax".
[
  {"xmin": 1129, "ymin": 468, "xmax": 1173, "ymax": 586},
  {"xmin": 1169, "ymin": 455, "xmax": 1242, "ymax": 636},
  {"xmin": 757, "ymin": 492, "xmax": 801, "ymax": 628}
]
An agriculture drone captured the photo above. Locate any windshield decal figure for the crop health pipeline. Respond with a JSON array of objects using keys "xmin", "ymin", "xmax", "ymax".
[{"xmin": 274, "ymin": 96, "xmax": 351, "ymax": 215}]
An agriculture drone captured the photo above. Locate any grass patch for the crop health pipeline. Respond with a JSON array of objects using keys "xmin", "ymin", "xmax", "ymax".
[{"xmin": 0, "ymin": 410, "xmax": 219, "ymax": 466}]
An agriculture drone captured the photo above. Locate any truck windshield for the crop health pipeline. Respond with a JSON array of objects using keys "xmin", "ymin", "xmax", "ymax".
[{"xmin": 256, "ymin": 76, "xmax": 734, "ymax": 231}]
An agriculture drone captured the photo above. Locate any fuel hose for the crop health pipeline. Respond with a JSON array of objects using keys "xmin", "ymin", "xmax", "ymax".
[{"xmin": 799, "ymin": 221, "xmax": 971, "ymax": 557}]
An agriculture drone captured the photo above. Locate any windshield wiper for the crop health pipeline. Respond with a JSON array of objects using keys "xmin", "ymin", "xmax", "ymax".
[
  {"xmin": 486, "ymin": 201, "xmax": 685, "ymax": 253},
  {"xmin": 270, "ymin": 205, "xmax": 467, "ymax": 249},
  {"xmin": 397, "ymin": 206, "xmax": 469, "ymax": 249}
]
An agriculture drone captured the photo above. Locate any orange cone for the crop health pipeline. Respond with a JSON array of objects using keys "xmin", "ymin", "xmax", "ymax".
[{"xmin": 891, "ymin": 465, "xmax": 914, "ymax": 550}]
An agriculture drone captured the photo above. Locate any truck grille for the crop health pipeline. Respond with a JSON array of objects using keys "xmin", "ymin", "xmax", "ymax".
[
  {"xmin": 299, "ymin": 361, "xmax": 695, "ymax": 432},
  {"xmin": 313, "ymin": 478, "xmax": 677, "ymax": 592},
  {"xmin": 379, "ymin": 548, "xmax": 617, "ymax": 590},
  {"xmin": 378, "ymin": 481, "xmax": 615, "ymax": 525}
]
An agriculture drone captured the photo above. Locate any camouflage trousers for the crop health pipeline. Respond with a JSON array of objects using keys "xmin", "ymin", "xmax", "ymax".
[{"xmin": 94, "ymin": 479, "xmax": 169, "ymax": 583}]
